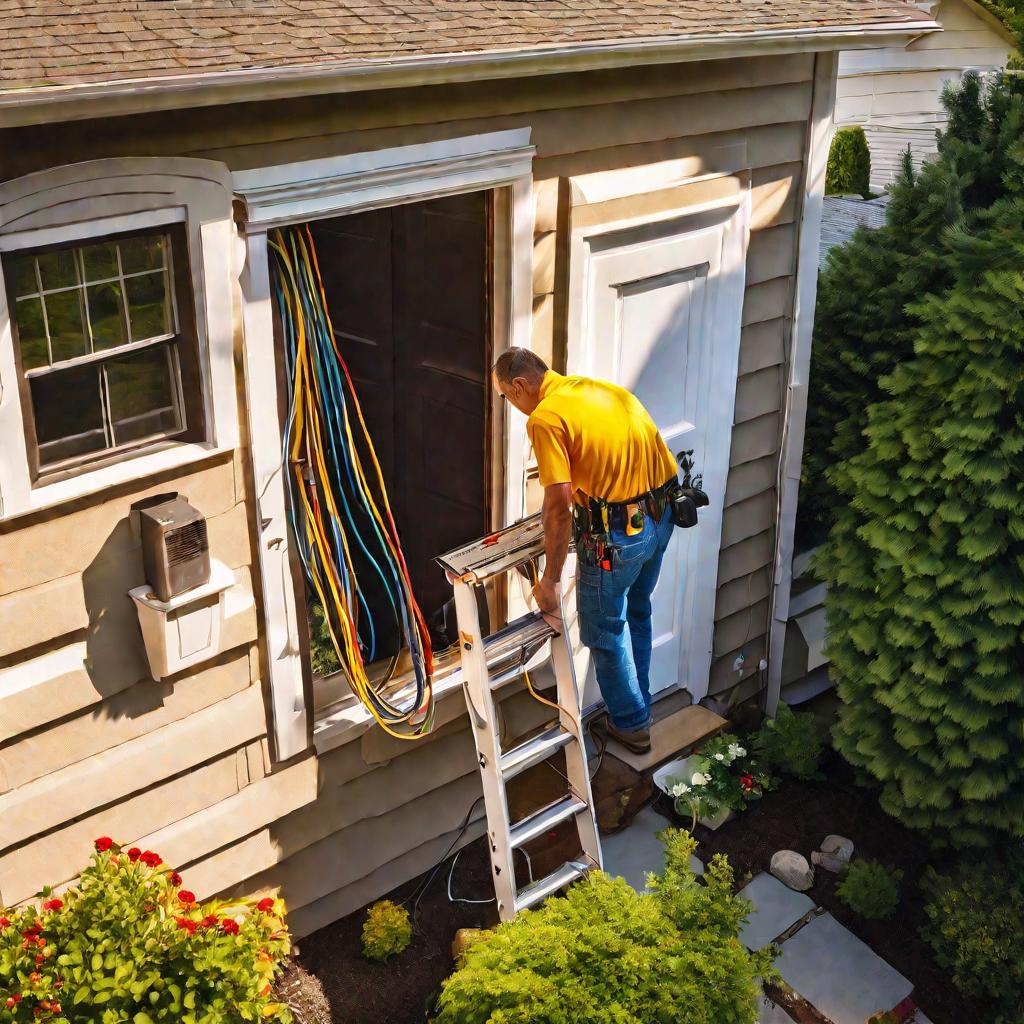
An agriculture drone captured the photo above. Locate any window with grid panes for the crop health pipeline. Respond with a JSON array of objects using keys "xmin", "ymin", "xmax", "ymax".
[{"xmin": 3, "ymin": 225, "xmax": 205, "ymax": 479}]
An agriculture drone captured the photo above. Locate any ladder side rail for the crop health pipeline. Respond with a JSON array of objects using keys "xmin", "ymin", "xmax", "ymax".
[{"xmin": 451, "ymin": 576, "xmax": 518, "ymax": 919}]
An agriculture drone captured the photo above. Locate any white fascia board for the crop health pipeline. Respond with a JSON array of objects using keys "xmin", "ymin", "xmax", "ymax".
[{"xmin": 0, "ymin": 21, "xmax": 940, "ymax": 129}]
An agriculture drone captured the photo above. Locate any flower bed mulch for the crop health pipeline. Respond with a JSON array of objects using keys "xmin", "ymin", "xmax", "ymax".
[{"xmin": 656, "ymin": 748, "xmax": 972, "ymax": 1024}]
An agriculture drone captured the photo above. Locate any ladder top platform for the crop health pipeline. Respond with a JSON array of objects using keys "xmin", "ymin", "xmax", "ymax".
[{"xmin": 436, "ymin": 513, "xmax": 545, "ymax": 582}]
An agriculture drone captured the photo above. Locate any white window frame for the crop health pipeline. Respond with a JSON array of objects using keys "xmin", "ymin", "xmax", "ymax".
[
  {"xmin": 0, "ymin": 158, "xmax": 240, "ymax": 521},
  {"xmin": 234, "ymin": 128, "xmax": 535, "ymax": 760}
]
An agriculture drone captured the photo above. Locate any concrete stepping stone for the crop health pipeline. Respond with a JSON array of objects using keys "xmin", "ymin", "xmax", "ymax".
[
  {"xmin": 738, "ymin": 872, "xmax": 815, "ymax": 950},
  {"xmin": 600, "ymin": 805, "xmax": 703, "ymax": 892},
  {"xmin": 776, "ymin": 913, "xmax": 913, "ymax": 1024}
]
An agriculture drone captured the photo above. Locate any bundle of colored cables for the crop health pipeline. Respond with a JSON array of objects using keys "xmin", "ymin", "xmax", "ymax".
[{"xmin": 269, "ymin": 226, "xmax": 434, "ymax": 739}]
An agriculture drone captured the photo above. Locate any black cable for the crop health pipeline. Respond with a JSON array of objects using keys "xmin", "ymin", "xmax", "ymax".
[{"xmin": 403, "ymin": 795, "xmax": 485, "ymax": 923}]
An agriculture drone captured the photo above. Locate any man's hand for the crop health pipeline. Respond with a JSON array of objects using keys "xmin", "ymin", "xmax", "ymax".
[{"xmin": 532, "ymin": 577, "xmax": 559, "ymax": 615}]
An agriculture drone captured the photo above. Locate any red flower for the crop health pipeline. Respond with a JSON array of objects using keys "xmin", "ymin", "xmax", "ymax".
[
  {"xmin": 143, "ymin": 902, "xmax": 154, "ymax": 913},
  {"xmin": 740, "ymin": 773, "xmax": 755, "ymax": 792},
  {"xmin": 42, "ymin": 899, "xmax": 62, "ymax": 912},
  {"xmin": 35, "ymin": 936, "xmax": 46, "ymax": 948},
  {"xmin": 177, "ymin": 891, "xmax": 196, "ymax": 905},
  {"xmin": 220, "ymin": 919, "xmax": 240, "ymax": 935},
  {"xmin": 35, "ymin": 954, "xmax": 45, "ymax": 966},
  {"xmin": 0, "ymin": 917, "xmax": 9, "ymax": 929},
  {"xmin": 22, "ymin": 922, "xmax": 42, "ymax": 937},
  {"xmin": 175, "ymin": 917, "xmax": 197, "ymax": 935},
  {"xmin": 257, "ymin": 898, "xmax": 275, "ymax": 913},
  {"xmin": 29, "ymin": 972, "xmax": 41, "ymax": 984},
  {"xmin": 50, "ymin": 1004, "xmax": 61, "ymax": 1015},
  {"xmin": 5, "ymin": 998, "xmax": 15, "ymax": 1009},
  {"xmin": 127, "ymin": 848, "xmax": 142, "ymax": 862},
  {"xmin": 140, "ymin": 851, "xmax": 161, "ymax": 868},
  {"xmin": 94, "ymin": 837, "xmax": 113, "ymax": 852},
  {"xmin": 169, "ymin": 872, "xmax": 183, "ymax": 887},
  {"xmin": 200, "ymin": 915, "xmax": 219, "ymax": 928},
  {"xmin": 11, "ymin": 994, "xmax": 22, "ymax": 1004}
]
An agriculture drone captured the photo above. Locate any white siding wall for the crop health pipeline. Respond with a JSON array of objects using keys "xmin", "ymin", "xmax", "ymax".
[{"xmin": 836, "ymin": 0, "xmax": 1013, "ymax": 188}]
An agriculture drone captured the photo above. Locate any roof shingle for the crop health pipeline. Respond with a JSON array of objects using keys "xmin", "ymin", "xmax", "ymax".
[{"xmin": 0, "ymin": 0, "xmax": 932, "ymax": 90}]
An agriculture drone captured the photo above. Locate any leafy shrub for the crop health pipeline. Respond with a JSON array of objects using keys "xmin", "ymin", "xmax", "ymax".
[
  {"xmin": 751, "ymin": 703, "xmax": 824, "ymax": 781},
  {"xmin": 361, "ymin": 901, "xmax": 411, "ymax": 962},
  {"xmin": 0, "ymin": 839, "xmax": 291, "ymax": 1024},
  {"xmin": 836, "ymin": 861, "xmax": 902, "ymax": 920},
  {"xmin": 922, "ymin": 861, "xmax": 1024, "ymax": 1022},
  {"xmin": 307, "ymin": 598, "xmax": 341, "ymax": 678},
  {"xmin": 666, "ymin": 734, "xmax": 774, "ymax": 828},
  {"xmin": 435, "ymin": 830, "xmax": 775, "ymax": 1024},
  {"xmin": 825, "ymin": 126, "xmax": 871, "ymax": 197}
]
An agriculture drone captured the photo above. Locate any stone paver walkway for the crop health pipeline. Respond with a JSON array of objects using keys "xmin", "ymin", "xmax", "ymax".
[
  {"xmin": 601, "ymin": 805, "xmax": 703, "ymax": 891},
  {"xmin": 737, "ymin": 872, "xmax": 814, "ymax": 951},
  {"xmin": 774, "ymin": 912, "xmax": 914, "ymax": 1024}
]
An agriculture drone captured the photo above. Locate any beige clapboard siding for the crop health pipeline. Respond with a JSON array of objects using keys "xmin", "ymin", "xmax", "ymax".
[
  {"xmin": 750, "ymin": 163, "xmax": 800, "ymax": 232},
  {"xmin": 747, "ymin": 226, "xmax": 797, "ymax": 286},
  {"xmin": 193, "ymin": 770, "xmax": 486, "ymax": 908},
  {"xmin": 718, "ymin": 530, "xmax": 774, "ymax": 588},
  {"xmin": 730, "ymin": 412, "xmax": 782, "ymax": 469},
  {"xmin": 0, "ymin": 751, "xmax": 245, "ymax": 905},
  {"xmin": 709, "ymin": 634, "xmax": 767, "ymax": 697},
  {"xmin": 721, "ymin": 491, "xmax": 777, "ymax": 551},
  {"xmin": 714, "ymin": 598, "xmax": 771, "ymax": 658},
  {"xmin": 0, "ymin": 574, "xmax": 87, "ymax": 659},
  {"xmin": 724, "ymin": 454, "xmax": 778, "ymax": 508},
  {"xmin": 716, "ymin": 565, "xmax": 773, "ymax": 623},
  {"xmin": 0, "ymin": 687, "xmax": 266, "ymax": 856},
  {"xmin": 742, "ymin": 276, "xmax": 793, "ymax": 328},
  {"xmin": 0, "ymin": 649, "xmax": 253, "ymax": 791},
  {"xmin": 287, "ymin": 819, "xmax": 487, "ymax": 939},
  {"xmin": 738, "ymin": 318, "xmax": 787, "ymax": 376},
  {"xmin": 734, "ymin": 366, "xmax": 784, "ymax": 425},
  {"xmin": 0, "ymin": 454, "xmax": 238, "ymax": 596}
]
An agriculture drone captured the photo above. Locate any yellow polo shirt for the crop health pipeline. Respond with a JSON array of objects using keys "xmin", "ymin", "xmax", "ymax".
[{"xmin": 527, "ymin": 371, "xmax": 678, "ymax": 503}]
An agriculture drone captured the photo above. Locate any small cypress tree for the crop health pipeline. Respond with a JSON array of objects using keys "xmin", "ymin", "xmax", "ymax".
[
  {"xmin": 820, "ymin": 183, "xmax": 1024, "ymax": 845},
  {"xmin": 825, "ymin": 125, "xmax": 872, "ymax": 197}
]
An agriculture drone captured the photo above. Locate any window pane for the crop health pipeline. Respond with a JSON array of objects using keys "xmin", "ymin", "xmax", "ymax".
[
  {"xmin": 6, "ymin": 254, "xmax": 39, "ymax": 298},
  {"xmin": 87, "ymin": 281, "xmax": 127, "ymax": 351},
  {"xmin": 45, "ymin": 289, "xmax": 88, "ymax": 363},
  {"xmin": 119, "ymin": 234, "xmax": 165, "ymax": 275},
  {"xmin": 80, "ymin": 242, "xmax": 119, "ymax": 283},
  {"xmin": 106, "ymin": 345, "xmax": 182, "ymax": 445},
  {"xmin": 15, "ymin": 297, "xmax": 48, "ymax": 370},
  {"xmin": 125, "ymin": 271, "xmax": 169, "ymax": 341},
  {"xmin": 36, "ymin": 250, "xmax": 79, "ymax": 291},
  {"xmin": 30, "ymin": 363, "xmax": 106, "ymax": 467}
]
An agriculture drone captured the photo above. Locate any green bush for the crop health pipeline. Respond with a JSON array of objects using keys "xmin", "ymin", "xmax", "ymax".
[
  {"xmin": 0, "ymin": 839, "xmax": 292, "ymax": 1024},
  {"xmin": 361, "ymin": 901, "xmax": 412, "ymax": 962},
  {"xmin": 751, "ymin": 703, "xmax": 824, "ymax": 781},
  {"xmin": 307, "ymin": 598, "xmax": 341, "ymax": 678},
  {"xmin": 435, "ymin": 830, "xmax": 774, "ymax": 1024},
  {"xmin": 836, "ymin": 861, "xmax": 902, "ymax": 920},
  {"xmin": 922, "ymin": 861, "xmax": 1024, "ymax": 1022},
  {"xmin": 825, "ymin": 126, "xmax": 871, "ymax": 197}
]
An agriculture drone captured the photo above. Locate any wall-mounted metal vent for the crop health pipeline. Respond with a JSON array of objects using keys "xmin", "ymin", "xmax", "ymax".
[{"xmin": 133, "ymin": 493, "xmax": 211, "ymax": 602}]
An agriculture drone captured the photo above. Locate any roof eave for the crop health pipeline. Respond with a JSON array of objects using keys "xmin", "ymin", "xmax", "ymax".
[{"xmin": 0, "ymin": 20, "xmax": 941, "ymax": 129}]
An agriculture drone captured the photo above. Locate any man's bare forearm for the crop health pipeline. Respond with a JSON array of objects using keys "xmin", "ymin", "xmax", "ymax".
[{"xmin": 541, "ymin": 484, "xmax": 573, "ymax": 585}]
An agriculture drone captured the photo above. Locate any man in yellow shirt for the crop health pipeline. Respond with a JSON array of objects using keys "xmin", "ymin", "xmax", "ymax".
[{"xmin": 493, "ymin": 347, "xmax": 679, "ymax": 753}]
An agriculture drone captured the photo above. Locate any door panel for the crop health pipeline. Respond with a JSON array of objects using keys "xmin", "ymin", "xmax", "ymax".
[{"xmin": 574, "ymin": 202, "xmax": 748, "ymax": 704}]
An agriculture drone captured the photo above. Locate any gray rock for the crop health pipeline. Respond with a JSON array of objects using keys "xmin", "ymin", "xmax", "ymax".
[
  {"xmin": 770, "ymin": 850, "xmax": 815, "ymax": 891},
  {"xmin": 821, "ymin": 834, "xmax": 854, "ymax": 863},
  {"xmin": 812, "ymin": 850, "xmax": 847, "ymax": 874}
]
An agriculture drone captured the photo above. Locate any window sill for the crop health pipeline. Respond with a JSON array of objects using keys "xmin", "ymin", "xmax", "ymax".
[{"xmin": 0, "ymin": 441, "xmax": 234, "ymax": 523}]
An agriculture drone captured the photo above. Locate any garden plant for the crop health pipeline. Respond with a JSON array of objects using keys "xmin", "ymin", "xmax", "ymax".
[
  {"xmin": 835, "ymin": 861, "xmax": 902, "ymax": 920},
  {"xmin": 0, "ymin": 839, "xmax": 292, "ymax": 1024},
  {"xmin": 750, "ymin": 703, "xmax": 823, "ymax": 781},
  {"xmin": 360, "ymin": 901, "xmax": 412, "ymax": 962},
  {"xmin": 435, "ymin": 829, "xmax": 774, "ymax": 1024},
  {"xmin": 825, "ymin": 125, "xmax": 871, "ymax": 197},
  {"xmin": 812, "ymin": 72, "xmax": 1024, "ymax": 845}
]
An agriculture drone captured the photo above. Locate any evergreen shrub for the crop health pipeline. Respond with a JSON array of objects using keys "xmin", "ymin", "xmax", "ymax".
[
  {"xmin": 0, "ymin": 839, "xmax": 292, "ymax": 1024},
  {"xmin": 825, "ymin": 126, "xmax": 871, "ymax": 197},
  {"xmin": 921, "ymin": 859, "xmax": 1024, "ymax": 1022},
  {"xmin": 835, "ymin": 861, "xmax": 902, "ymax": 920},
  {"xmin": 751, "ymin": 703, "xmax": 823, "ymax": 780},
  {"xmin": 435, "ymin": 830, "xmax": 774, "ymax": 1024},
  {"xmin": 813, "ymin": 73, "xmax": 1024, "ymax": 845},
  {"xmin": 360, "ymin": 901, "xmax": 412, "ymax": 962}
]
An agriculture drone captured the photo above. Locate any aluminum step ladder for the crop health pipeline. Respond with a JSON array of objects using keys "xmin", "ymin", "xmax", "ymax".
[{"xmin": 437, "ymin": 513, "xmax": 603, "ymax": 920}]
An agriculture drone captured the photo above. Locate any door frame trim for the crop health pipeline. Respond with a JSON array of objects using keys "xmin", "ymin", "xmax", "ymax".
[
  {"xmin": 234, "ymin": 129, "xmax": 535, "ymax": 760},
  {"xmin": 564, "ymin": 160, "xmax": 751, "ymax": 704}
]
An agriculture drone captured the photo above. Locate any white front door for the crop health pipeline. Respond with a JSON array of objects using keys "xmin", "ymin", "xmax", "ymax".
[{"xmin": 571, "ymin": 200, "xmax": 748, "ymax": 704}]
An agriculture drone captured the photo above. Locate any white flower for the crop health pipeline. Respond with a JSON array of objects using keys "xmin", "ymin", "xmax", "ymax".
[
  {"xmin": 714, "ymin": 753, "xmax": 726, "ymax": 761},
  {"xmin": 729, "ymin": 744, "xmax": 747, "ymax": 758},
  {"xmin": 670, "ymin": 782, "xmax": 691, "ymax": 797},
  {"xmin": 690, "ymin": 772, "xmax": 709, "ymax": 787}
]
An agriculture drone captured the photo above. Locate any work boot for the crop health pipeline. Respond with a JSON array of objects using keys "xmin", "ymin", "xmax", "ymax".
[{"xmin": 606, "ymin": 722, "xmax": 651, "ymax": 754}]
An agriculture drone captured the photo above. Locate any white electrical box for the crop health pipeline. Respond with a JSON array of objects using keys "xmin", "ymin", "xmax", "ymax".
[{"xmin": 130, "ymin": 559, "xmax": 235, "ymax": 680}]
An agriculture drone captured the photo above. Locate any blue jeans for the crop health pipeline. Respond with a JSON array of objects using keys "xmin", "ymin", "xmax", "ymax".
[{"xmin": 577, "ymin": 506, "xmax": 675, "ymax": 732}]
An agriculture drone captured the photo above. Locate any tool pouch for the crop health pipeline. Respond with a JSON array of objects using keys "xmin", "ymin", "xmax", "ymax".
[{"xmin": 668, "ymin": 484, "xmax": 699, "ymax": 529}]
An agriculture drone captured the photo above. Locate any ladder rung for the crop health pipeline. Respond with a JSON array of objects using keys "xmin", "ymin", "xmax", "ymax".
[
  {"xmin": 484, "ymin": 612, "xmax": 557, "ymax": 666},
  {"xmin": 436, "ymin": 513, "xmax": 545, "ymax": 582},
  {"xmin": 510, "ymin": 795, "xmax": 587, "ymax": 850},
  {"xmin": 500, "ymin": 724, "xmax": 574, "ymax": 780},
  {"xmin": 515, "ymin": 861, "xmax": 589, "ymax": 913}
]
